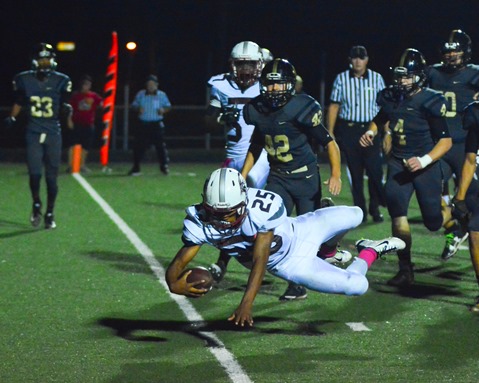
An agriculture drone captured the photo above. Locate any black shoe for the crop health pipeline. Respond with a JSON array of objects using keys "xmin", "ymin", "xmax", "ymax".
[
  {"xmin": 44, "ymin": 213, "xmax": 57, "ymax": 230},
  {"xmin": 161, "ymin": 165, "xmax": 169, "ymax": 175},
  {"xmin": 387, "ymin": 267, "xmax": 414, "ymax": 287},
  {"xmin": 319, "ymin": 197, "xmax": 335, "ymax": 208},
  {"xmin": 279, "ymin": 283, "xmax": 308, "ymax": 301},
  {"xmin": 30, "ymin": 203, "xmax": 42, "ymax": 227},
  {"xmin": 372, "ymin": 213, "xmax": 384, "ymax": 223}
]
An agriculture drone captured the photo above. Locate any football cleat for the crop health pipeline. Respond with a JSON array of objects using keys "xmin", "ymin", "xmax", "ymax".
[
  {"xmin": 324, "ymin": 249, "xmax": 352, "ymax": 264},
  {"xmin": 30, "ymin": 203, "xmax": 42, "ymax": 227},
  {"xmin": 441, "ymin": 232, "xmax": 469, "ymax": 261},
  {"xmin": 44, "ymin": 213, "xmax": 56, "ymax": 230},
  {"xmin": 319, "ymin": 197, "xmax": 335, "ymax": 208},
  {"xmin": 355, "ymin": 237, "xmax": 406, "ymax": 257},
  {"xmin": 279, "ymin": 283, "xmax": 307, "ymax": 301},
  {"xmin": 161, "ymin": 165, "xmax": 170, "ymax": 175},
  {"xmin": 470, "ymin": 297, "xmax": 479, "ymax": 313},
  {"xmin": 208, "ymin": 262, "xmax": 227, "ymax": 283},
  {"xmin": 387, "ymin": 267, "xmax": 414, "ymax": 287}
]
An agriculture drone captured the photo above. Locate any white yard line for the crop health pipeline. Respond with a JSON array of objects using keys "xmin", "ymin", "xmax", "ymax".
[
  {"xmin": 73, "ymin": 173, "xmax": 253, "ymax": 383},
  {"xmin": 345, "ymin": 322, "xmax": 372, "ymax": 332}
]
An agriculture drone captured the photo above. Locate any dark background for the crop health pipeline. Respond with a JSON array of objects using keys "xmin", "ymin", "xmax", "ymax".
[{"xmin": 2, "ymin": 0, "xmax": 479, "ymax": 107}]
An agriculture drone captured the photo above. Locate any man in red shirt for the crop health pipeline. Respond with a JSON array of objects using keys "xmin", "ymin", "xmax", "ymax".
[{"xmin": 67, "ymin": 75, "xmax": 102, "ymax": 172}]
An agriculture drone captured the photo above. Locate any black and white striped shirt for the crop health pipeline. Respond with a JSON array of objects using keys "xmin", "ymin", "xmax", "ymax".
[{"xmin": 330, "ymin": 69, "xmax": 385, "ymax": 123}]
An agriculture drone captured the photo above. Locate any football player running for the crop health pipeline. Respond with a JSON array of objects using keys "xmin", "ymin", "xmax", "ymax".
[
  {"xmin": 166, "ymin": 168, "xmax": 405, "ymax": 327},
  {"xmin": 4, "ymin": 43, "xmax": 72, "ymax": 229},
  {"xmin": 452, "ymin": 101, "xmax": 479, "ymax": 313},
  {"xmin": 241, "ymin": 58, "xmax": 343, "ymax": 301},
  {"xmin": 427, "ymin": 29, "xmax": 479, "ymax": 260},
  {"xmin": 205, "ymin": 41, "xmax": 270, "ymax": 188},
  {"xmin": 205, "ymin": 41, "xmax": 271, "ymax": 289},
  {"xmin": 360, "ymin": 48, "xmax": 452, "ymax": 287}
]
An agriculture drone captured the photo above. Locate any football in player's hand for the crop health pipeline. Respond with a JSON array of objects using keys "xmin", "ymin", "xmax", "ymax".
[{"xmin": 183, "ymin": 266, "xmax": 214, "ymax": 292}]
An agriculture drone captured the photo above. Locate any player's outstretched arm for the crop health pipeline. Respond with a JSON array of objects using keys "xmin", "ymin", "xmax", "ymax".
[
  {"xmin": 166, "ymin": 245, "xmax": 209, "ymax": 297},
  {"xmin": 229, "ymin": 231, "xmax": 273, "ymax": 327}
]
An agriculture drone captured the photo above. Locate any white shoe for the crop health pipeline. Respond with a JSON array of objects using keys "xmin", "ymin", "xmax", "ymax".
[
  {"xmin": 355, "ymin": 237, "xmax": 406, "ymax": 257},
  {"xmin": 325, "ymin": 249, "xmax": 352, "ymax": 264}
]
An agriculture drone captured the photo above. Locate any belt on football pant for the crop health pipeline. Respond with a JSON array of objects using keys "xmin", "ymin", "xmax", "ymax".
[{"xmin": 273, "ymin": 165, "xmax": 309, "ymax": 175}]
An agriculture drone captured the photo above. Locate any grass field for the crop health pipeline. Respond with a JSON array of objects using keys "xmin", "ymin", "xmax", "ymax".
[{"xmin": 1, "ymin": 161, "xmax": 479, "ymax": 383}]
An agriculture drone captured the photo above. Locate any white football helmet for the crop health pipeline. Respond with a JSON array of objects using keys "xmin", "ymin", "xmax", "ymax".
[
  {"xmin": 261, "ymin": 48, "xmax": 274, "ymax": 65},
  {"xmin": 230, "ymin": 41, "xmax": 263, "ymax": 89},
  {"xmin": 203, "ymin": 168, "xmax": 248, "ymax": 233}
]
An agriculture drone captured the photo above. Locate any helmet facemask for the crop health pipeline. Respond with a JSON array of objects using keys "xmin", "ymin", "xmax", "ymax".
[
  {"xmin": 203, "ymin": 202, "xmax": 248, "ymax": 235},
  {"xmin": 231, "ymin": 59, "xmax": 262, "ymax": 89},
  {"xmin": 392, "ymin": 66, "xmax": 424, "ymax": 99},
  {"xmin": 441, "ymin": 42, "xmax": 465, "ymax": 71},
  {"xmin": 260, "ymin": 75, "xmax": 296, "ymax": 109},
  {"xmin": 32, "ymin": 44, "xmax": 57, "ymax": 75},
  {"xmin": 202, "ymin": 168, "xmax": 248, "ymax": 235}
]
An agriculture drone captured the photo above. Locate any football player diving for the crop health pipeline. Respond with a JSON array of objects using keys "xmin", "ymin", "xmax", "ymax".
[
  {"xmin": 427, "ymin": 29, "xmax": 479, "ymax": 260},
  {"xmin": 360, "ymin": 48, "xmax": 452, "ymax": 287},
  {"xmin": 4, "ymin": 43, "xmax": 73, "ymax": 229},
  {"xmin": 166, "ymin": 168, "xmax": 405, "ymax": 327}
]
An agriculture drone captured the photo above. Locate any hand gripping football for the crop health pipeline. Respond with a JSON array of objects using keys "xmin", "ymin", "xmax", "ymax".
[{"xmin": 183, "ymin": 266, "xmax": 214, "ymax": 292}]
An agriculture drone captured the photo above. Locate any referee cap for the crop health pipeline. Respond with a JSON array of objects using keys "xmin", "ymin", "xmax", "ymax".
[
  {"xmin": 146, "ymin": 74, "xmax": 159, "ymax": 83},
  {"xmin": 349, "ymin": 46, "xmax": 368, "ymax": 59}
]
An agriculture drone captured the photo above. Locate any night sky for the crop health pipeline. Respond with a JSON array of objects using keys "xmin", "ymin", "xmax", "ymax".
[{"xmin": 2, "ymin": 0, "xmax": 479, "ymax": 107}]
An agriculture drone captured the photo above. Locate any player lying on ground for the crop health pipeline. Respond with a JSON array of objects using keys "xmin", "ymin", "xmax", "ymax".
[{"xmin": 166, "ymin": 168, "xmax": 405, "ymax": 327}]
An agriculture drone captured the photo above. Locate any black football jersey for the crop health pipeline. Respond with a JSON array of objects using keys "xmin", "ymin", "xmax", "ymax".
[
  {"xmin": 427, "ymin": 64, "xmax": 479, "ymax": 142},
  {"xmin": 464, "ymin": 101, "xmax": 479, "ymax": 153},
  {"xmin": 377, "ymin": 87, "xmax": 448, "ymax": 158},
  {"xmin": 244, "ymin": 93, "xmax": 332, "ymax": 172},
  {"xmin": 13, "ymin": 70, "xmax": 72, "ymax": 134}
]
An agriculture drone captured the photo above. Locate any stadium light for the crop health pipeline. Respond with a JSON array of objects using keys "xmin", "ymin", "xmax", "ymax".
[
  {"xmin": 57, "ymin": 41, "xmax": 75, "ymax": 51},
  {"xmin": 126, "ymin": 41, "xmax": 137, "ymax": 51}
]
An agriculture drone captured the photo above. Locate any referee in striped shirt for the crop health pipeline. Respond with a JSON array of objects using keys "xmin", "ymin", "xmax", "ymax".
[{"xmin": 328, "ymin": 46, "xmax": 387, "ymax": 223}]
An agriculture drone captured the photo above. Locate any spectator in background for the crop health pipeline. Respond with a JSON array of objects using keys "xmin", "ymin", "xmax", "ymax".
[
  {"xmin": 328, "ymin": 45, "xmax": 387, "ymax": 223},
  {"xmin": 4, "ymin": 43, "xmax": 72, "ymax": 229},
  {"xmin": 128, "ymin": 75, "xmax": 171, "ymax": 176},
  {"xmin": 67, "ymin": 75, "xmax": 102, "ymax": 173}
]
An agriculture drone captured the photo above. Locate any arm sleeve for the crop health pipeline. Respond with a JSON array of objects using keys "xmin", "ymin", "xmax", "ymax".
[
  {"xmin": 372, "ymin": 107, "xmax": 389, "ymax": 127},
  {"xmin": 60, "ymin": 78, "xmax": 73, "ymax": 104},
  {"xmin": 309, "ymin": 124, "xmax": 333, "ymax": 147},
  {"xmin": 248, "ymin": 127, "xmax": 265, "ymax": 161},
  {"xmin": 426, "ymin": 115, "xmax": 450, "ymax": 141},
  {"xmin": 464, "ymin": 105, "xmax": 479, "ymax": 153},
  {"xmin": 12, "ymin": 77, "xmax": 27, "ymax": 105}
]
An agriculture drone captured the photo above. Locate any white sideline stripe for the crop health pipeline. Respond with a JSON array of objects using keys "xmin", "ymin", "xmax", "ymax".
[
  {"xmin": 73, "ymin": 173, "xmax": 253, "ymax": 383},
  {"xmin": 345, "ymin": 322, "xmax": 371, "ymax": 332}
]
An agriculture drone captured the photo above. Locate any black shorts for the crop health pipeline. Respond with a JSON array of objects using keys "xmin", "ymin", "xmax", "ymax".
[
  {"xmin": 67, "ymin": 124, "xmax": 95, "ymax": 150},
  {"xmin": 385, "ymin": 156, "xmax": 443, "ymax": 231},
  {"xmin": 26, "ymin": 132, "xmax": 62, "ymax": 176},
  {"xmin": 266, "ymin": 162, "xmax": 320, "ymax": 216}
]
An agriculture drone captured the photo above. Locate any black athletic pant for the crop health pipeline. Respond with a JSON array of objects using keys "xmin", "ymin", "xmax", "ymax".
[
  {"xmin": 335, "ymin": 119, "xmax": 386, "ymax": 218},
  {"xmin": 131, "ymin": 121, "xmax": 169, "ymax": 171}
]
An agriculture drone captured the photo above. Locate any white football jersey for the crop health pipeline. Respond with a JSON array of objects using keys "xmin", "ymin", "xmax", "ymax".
[
  {"xmin": 208, "ymin": 73, "xmax": 260, "ymax": 159},
  {"xmin": 182, "ymin": 188, "xmax": 293, "ymax": 269}
]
